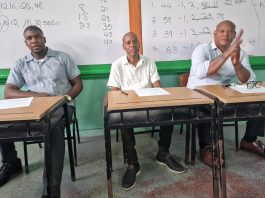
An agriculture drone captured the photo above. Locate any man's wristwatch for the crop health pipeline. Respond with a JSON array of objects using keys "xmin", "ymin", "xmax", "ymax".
[{"xmin": 64, "ymin": 95, "xmax": 72, "ymax": 101}]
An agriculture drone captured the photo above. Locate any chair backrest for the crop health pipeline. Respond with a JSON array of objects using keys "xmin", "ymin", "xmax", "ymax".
[{"xmin": 179, "ymin": 72, "xmax": 190, "ymax": 87}]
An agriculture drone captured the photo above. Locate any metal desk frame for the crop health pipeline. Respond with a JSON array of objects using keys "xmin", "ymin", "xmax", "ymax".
[
  {"xmin": 104, "ymin": 88, "xmax": 221, "ymax": 198},
  {"xmin": 0, "ymin": 97, "xmax": 75, "ymax": 197},
  {"xmin": 196, "ymin": 85, "xmax": 265, "ymax": 198}
]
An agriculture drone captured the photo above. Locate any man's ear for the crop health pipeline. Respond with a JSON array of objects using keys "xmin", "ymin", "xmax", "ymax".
[{"xmin": 43, "ymin": 36, "xmax": 46, "ymax": 43}]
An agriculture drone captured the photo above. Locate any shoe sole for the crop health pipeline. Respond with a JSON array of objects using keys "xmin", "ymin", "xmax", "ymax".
[
  {"xmin": 240, "ymin": 146, "xmax": 265, "ymax": 157},
  {"xmin": 156, "ymin": 160, "xmax": 186, "ymax": 174},
  {"xmin": 121, "ymin": 170, "xmax": 141, "ymax": 191}
]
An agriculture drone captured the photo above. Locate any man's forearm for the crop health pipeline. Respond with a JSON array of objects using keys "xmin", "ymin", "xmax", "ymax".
[
  {"xmin": 207, "ymin": 51, "xmax": 231, "ymax": 75},
  {"xmin": 66, "ymin": 84, "xmax": 83, "ymax": 99},
  {"xmin": 234, "ymin": 64, "xmax": 250, "ymax": 83},
  {"xmin": 5, "ymin": 89, "xmax": 48, "ymax": 99}
]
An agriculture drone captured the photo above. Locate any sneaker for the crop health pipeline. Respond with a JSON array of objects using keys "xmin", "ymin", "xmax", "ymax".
[
  {"xmin": 156, "ymin": 153, "xmax": 185, "ymax": 174},
  {"xmin": 0, "ymin": 158, "xmax": 22, "ymax": 187},
  {"xmin": 200, "ymin": 146, "xmax": 213, "ymax": 167},
  {"xmin": 122, "ymin": 163, "xmax": 140, "ymax": 191}
]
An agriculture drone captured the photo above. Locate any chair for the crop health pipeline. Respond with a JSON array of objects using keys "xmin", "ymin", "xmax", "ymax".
[{"xmin": 23, "ymin": 107, "xmax": 80, "ymax": 174}]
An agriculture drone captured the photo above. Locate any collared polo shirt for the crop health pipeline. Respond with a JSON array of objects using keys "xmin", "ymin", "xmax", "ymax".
[
  {"xmin": 107, "ymin": 55, "xmax": 160, "ymax": 90},
  {"xmin": 7, "ymin": 47, "xmax": 80, "ymax": 97},
  {"xmin": 187, "ymin": 41, "xmax": 256, "ymax": 89}
]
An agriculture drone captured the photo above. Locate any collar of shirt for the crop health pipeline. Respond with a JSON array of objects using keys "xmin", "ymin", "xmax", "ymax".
[
  {"xmin": 25, "ymin": 47, "xmax": 56, "ymax": 63},
  {"xmin": 210, "ymin": 41, "xmax": 222, "ymax": 54},
  {"xmin": 121, "ymin": 55, "xmax": 144, "ymax": 68},
  {"xmin": 211, "ymin": 41, "xmax": 218, "ymax": 50}
]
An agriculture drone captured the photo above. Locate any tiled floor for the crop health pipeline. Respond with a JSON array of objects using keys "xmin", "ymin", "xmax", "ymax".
[{"xmin": 1, "ymin": 124, "xmax": 265, "ymax": 198}]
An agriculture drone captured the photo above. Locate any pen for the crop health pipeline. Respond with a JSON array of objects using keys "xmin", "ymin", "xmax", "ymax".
[{"xmin": 121, "ymin": 90, "xmax": 128, "ymax": 96}]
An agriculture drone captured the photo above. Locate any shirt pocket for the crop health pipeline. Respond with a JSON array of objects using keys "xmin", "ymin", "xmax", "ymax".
[{"xmin": 47, "ymin": 64, "xmax": 65, "ymax": 82}]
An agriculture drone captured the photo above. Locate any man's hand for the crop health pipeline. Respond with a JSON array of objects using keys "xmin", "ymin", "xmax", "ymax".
[
  {"xmin": 228, "ymin": 29, "xmax": 243, "ymax": 55},
  {"xmin": 231, "ymin": 46, "xmax": 241, "ymax": 66}
]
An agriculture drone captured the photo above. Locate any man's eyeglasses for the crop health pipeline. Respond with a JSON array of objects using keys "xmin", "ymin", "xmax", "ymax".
[{"xmin": 246, "ymin": 81, "xmax": 262, "ymax": 89}]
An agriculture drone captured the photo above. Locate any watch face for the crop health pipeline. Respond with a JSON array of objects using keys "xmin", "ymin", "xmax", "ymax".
[{"xmin": 65, "ymin": 95, "xmax": 71, "ymax": 101}]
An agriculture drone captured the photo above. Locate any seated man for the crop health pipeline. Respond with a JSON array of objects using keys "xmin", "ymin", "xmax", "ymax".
[
  {"xmin": 187, "ymin": 20, "xmax": 265, "ymax": 166},
  {"xmin": 0, "ymin": 25, "xmax": 83, "ymax": 197},
  {"xmin": 107, "ymin": 32, "xmax": 185, "ymax": 190}
]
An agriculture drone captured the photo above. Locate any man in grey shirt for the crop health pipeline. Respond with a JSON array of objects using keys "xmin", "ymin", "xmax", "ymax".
[{"xmin": 0, "ymin": 26, "xmax": 83, "ymax": 197}]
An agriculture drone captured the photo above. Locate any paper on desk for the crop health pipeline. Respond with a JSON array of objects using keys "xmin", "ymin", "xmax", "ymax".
[
  {"xmin": 230, "ymin": 84, "xmax": 265, "ymax": 94},
  {"xmin": 134, "ymin": 88, "xmax": 170, "ymax": 97},
  {"xmin": 0, "ymin": 97, "xmax": 33, "ymax": 110}
]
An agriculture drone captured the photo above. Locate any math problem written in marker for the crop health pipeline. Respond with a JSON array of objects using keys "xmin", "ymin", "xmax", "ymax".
[
  {"xmin": 142, "ymin": 0, "xmax": 265, "ymax": 61},
  {"xmin": 0, "ymin": 0, "xmax": 129, "ymax": 68}
]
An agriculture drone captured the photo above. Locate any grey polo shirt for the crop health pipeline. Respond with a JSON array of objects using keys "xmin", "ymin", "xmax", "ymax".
[{"xmin": 7, "ymin": 47, "xmax": 80, "ymax": 106}]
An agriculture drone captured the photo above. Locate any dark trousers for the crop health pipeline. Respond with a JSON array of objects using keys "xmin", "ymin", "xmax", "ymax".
[
  {"xmin": 0, "ymin": 142, "xmax": 18, "ymax": 163},
  {"xmin": 197, "ymin": 119, "xmax": 265, "ymax": 148},
  {"xmin": 0, "ymin": 106, "xmax": 74, "ymax": 198},
  {"xmin": 121, "ymin": 125, "xmax": 173, "ymax": 165}
]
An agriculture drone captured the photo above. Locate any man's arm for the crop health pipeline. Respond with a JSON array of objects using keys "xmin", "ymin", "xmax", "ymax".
[
  {"xmin": 207, "ymin": 29, "xmax": 244, "ymax": 75},
  {"xmin": 152, "ymin": 80, "xmax": 161, "ymax": 88},
  {"xmin": 110, "ymin": 87, "xmax": 119, "ymax": 91},
  {"xmin": 65, "ymin": 75, "xmax": 83, "ymax": 99},
  {"xmin": 230, "ymin": 48, "xmax": 250, "ymax": 83},
  {"xmin": 5, "ymin": 83, "xmax": 49, "ymax": 99},
  {"xmin": 207, "ymin": 30, "xmax": 243, "ymax": 76}
]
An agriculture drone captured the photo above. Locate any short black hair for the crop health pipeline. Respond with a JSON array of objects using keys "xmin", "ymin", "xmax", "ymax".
[{"xmin": 23, "ymin": 25, "xmax": 43, "ymax": 36}]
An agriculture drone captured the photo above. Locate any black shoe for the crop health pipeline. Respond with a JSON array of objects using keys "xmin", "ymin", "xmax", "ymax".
[
  {"xmin": 122, "ymin": 163, "xmax": 140, "ymax": 191},
  {"xmin": 156, "ymin": 153, "xmax": 186, "ymax": 174},
  {"xmin": 0, "ymin": 158, "xmax": 22, "ymax": 187}
]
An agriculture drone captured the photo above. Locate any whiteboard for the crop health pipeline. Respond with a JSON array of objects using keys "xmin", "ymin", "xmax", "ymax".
[
  {"xmin": 0, "ymin": 0, "xmax": 129, "ymax": 68},
  {"xmin": 142, "ymin": 0, "xmax": 265, "ymax": 61}
]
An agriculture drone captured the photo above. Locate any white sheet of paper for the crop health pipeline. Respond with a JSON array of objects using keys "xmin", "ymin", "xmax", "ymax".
[
  {"xmin": 0, "ymin": 97, "xmax": 33, "ymax": 110},
  {"xmin": 134, "ymin": 88, "xmax": 170, "ymax": 97},
  {"xmin": 230, "ymin": 84, "xmax": 265, "ymax": 94}
]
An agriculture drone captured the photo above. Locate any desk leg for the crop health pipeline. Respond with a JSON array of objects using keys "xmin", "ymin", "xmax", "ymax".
[
  {"xmin": 185, "ymin": 124, "xmax": 190, "ymax": 165},
  {"xmin": 64, "ymin": 104, "xmax": 76, "ymax": 181},
  {"xmin": 215, "ymin": 105, "xmax": 227, "ymax": 198},
  {"xmin": 104, "ymin": 126, "xmax": 113, "ymax": 198},
  {"xmin": 44, "ymin": 122, "xmax": 52, "ymax": 197},
  {"xmin": 217, "ymin": 116, "xmax": 227, "ymax": 197},
  {"xmin": 191, "ymin": 124, "xmax": 196, "ymax": 166},
  {"xmin": 210, "ymin": 106, "xmax": 220, "ymax": 198}
]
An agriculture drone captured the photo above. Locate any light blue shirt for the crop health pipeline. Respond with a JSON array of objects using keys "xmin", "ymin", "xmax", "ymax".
[
  {"xmin": 187, "ymin": 41, "xmax": 256, "ymax": 89},
  {"xmin": 7, "ymin": 47, "xmax": 80, "ymax": 101}
]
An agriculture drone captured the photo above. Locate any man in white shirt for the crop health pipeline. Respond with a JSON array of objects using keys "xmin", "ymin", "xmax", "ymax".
[
  {"xmin": 107, "ymin": 32, "xmax": 185, "ymax": 191},
  {"xmin": 187, "ymin": 20, "xmax": 265, "ymax": 166}
]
